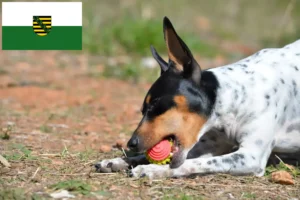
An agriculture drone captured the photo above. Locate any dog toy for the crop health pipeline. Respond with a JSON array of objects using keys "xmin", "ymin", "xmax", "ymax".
[{"xmin": 146, "ymin": 140, "xmax": 173, "ymax": 165}]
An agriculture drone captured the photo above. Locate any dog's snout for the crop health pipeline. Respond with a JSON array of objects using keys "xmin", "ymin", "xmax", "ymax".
[{"xmin": 127, "ymin": 135, "xmax": 139, "ymax": 151}]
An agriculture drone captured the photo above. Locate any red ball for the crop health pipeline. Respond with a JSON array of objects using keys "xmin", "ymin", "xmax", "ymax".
[{"xmin": 147, "ymin": 140, "xmax": 172, "ymax": 161}]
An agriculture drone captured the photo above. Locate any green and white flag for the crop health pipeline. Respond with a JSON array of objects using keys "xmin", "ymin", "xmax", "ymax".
[{"xmin": 2, "ymin": 2, "xmax": 82, "ymax": 50}]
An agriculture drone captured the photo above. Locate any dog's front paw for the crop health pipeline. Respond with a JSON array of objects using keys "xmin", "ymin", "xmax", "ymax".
[
  {"xmin": 95, "ymin": 158, "xmax": 129, "ymax": 173},
  {"xmin": 130, "ymin": 164, "xmax": 171, "ymax": 179}
]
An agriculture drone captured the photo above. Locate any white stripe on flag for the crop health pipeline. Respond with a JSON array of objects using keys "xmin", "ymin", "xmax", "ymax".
[{"xmin": 2, "ymin": 2, "xmax": 82, "ymax": 26}]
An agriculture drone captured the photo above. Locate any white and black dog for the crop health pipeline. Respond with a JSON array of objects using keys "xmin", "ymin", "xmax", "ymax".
[{"xmin": 95, "ymin": 17, "xmax": 300, "ymax": 179}]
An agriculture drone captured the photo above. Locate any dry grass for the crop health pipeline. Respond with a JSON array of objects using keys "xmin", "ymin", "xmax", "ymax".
[
  {"xmin": 0, "ymin": 54, "xmax": 299, "ymax": 199},
  {"xmin": 1, "ymin": 1, "xmax": 300, "ymax": 199},
  {"xmin": 1, "ymin": 147, "xmax": 300, "ymax": 199}
]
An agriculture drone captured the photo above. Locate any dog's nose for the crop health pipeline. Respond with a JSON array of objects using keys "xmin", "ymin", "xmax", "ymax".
[{"xmin": 127, "ymin": 135, "xmax": 139, "ymax": 151}]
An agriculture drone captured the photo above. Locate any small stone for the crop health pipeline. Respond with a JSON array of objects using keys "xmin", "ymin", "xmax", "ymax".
[
  {"xmin": 99, "ymin": 145, "xmax": 112, "ymax": 153},
  {"xmin": 228, "ymin": 193, "xmax": 235, "ymax": 199},
  {"xmin": 52, "ymin": 159, "xmax": 64, "ymax": 165},
  {"xmin": 271, "ymin": 171, "xmax": 294, "ymax": 185},
  {"xmin": 50, "ymin": 190, "xmax": 75, "ymax": 199}
]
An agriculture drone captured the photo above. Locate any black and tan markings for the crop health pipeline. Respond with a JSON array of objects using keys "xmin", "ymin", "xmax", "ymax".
[
  {"xmin": 135, "ymin": 17, "xmax": 219, "ymax": 151},
  {"xmin": 138, "ymin": 95, "xmax": 208, "ymax": 150},
  {"xmin": 33, "ymin": 16, "xmax": 51, "ymax": 36}
]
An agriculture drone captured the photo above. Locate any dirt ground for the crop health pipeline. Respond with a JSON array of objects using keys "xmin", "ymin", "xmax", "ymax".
[{"xmin": 0, "ymin": 50, "xmax": 299, "ymax": 200}]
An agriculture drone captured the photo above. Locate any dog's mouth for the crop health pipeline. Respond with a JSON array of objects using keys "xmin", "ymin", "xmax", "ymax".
[
  {"xmin": 148, "ymin": 135, "xmax": 186, "ymax": 168},
  {"xmin": 168, "ymin": 135, "xmax": 180, "ymax": 155},
  {"xmin": 169, "ymin": 135, "xmax": 186, "ymax": 168}
]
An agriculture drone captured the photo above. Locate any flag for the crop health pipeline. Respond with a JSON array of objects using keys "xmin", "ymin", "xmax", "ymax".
[{"xmin": 2, "ymin": 2, "xmax": 82, "ymax": 50}]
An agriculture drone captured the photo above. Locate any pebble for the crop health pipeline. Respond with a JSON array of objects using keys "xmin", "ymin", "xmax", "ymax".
[{"xmin": 99, "ymin": 145, "xmax": 112, "ymax": 153}]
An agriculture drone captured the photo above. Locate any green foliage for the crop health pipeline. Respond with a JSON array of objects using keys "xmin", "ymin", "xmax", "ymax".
[
  {"xmin": 261, "ymin": 28, "xmax": 300, "ymax": 48},
  {"xmin": 99, "ymin": 17, "xmax": 164, "ymax": 56},
  {"xmin": 92, "ymin": 190, "xmax": 112, "ymax": 197},
  {"xmin": 78, "ymin": 149, "xmax": 96, "ymax": 162},
  {"xmin": 0, "ymin": 188, "xmax": 27, "ymax": 200},
  {"xmin": 265, "ymin": 161, "xmax": 300, "ymax": 177},
  {"xmin": 101, "ymin": 61, "xmax": 159, "ymax": 83},
  {"xmin": 83, "ymin": 15, "xmax": 164, "ymax": 56},
  {"xmin": 31, "ymin": 193, "xmax": 48, "ymax": 200},
  {"xmin": 162, "ymin": 193, "xmax": 200, "ymax": 200},
  {"xmin": 0, "ymin": 68, "xmax": 8, "ymax": 75},
  {"xmin": 39, "ymin": 125, "xmax": 53, "ymax": 133},
  {"xmin": 0, "ymin": 125, "xmax": 13, "ymax": 140},
  {"xmin": 242, "ymin": 192, "xmax": 256, "ymax": 199},
  {"xmin": 39, "ymin": 114, "xmax": 55, "ymax": 133},
  {"xmin": 60, "ymin": 145, "xmax": 70, "ymax": 159},
  {"xmin": 83, "ymin": 14, "xmax": 221, "ymax": 58},
  {"xmin": 3, "ymin": 144, "xmax": 37, "ymax": 161},
  {"xmin": 50, "ymin": 180, "xmax": 92, "ymax": 195}
]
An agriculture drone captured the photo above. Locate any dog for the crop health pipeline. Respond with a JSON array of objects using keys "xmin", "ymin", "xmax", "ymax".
[{"xmin": 95, "ymin": 17, "xmax": 300, "ymax": 179}]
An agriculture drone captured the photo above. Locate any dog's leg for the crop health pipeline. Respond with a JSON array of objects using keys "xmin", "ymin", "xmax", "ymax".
[
  {"xmin": 131, "ymin": 146, "xmax": 271, "ymax": 179},
  {"xmin": 131, "ymin": 124, "xmax": 276, "ymax": 179},
  {"xmin": 95, "ymin": 155, "xmax": 148, "ymax": 173},
  {"xmin": 172, "ymin": 147, "xmax": 271, "ymax": 177}
]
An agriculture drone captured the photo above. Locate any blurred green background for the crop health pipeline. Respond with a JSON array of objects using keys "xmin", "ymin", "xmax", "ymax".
[
  {"xmin": 2, "ymin": 0, "xmax": 300, "ymax": 83},
  {"xmin": 83, "ymin": 0, "xmax": 299, "ymax": 55},
  {"xmin": 82, "ymin": 0, "xmax": 300, "ymax": 82}
]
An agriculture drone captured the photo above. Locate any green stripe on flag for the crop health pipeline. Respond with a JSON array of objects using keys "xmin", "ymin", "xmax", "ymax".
[{"xmin": 2, "ymin": 26, "xmax": 82, "ymax": 50}]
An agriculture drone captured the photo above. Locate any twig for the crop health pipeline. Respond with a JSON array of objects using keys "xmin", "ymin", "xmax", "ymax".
[
  {"xmin": 47, "ymin": 173, "xmax": 88, "ymax": 176},
  {"xmin": 183, "ymin": 182, "xmax": 298, "ymax": 190},
  {"xmin": 0, "ymin": 154, "xmax": 10, "ymax": 167},
  {"xmin": 83, "ymin": 159, "xmax": 97, "ymax": 166},
  {"xmin": 47, "ymin": 172, "xmax": 116, "ymax": 176},
  {"xmin": 89, "ymin": 172, "xmax": 117, "ymax": 176},
  {"xmin": 275, "ymin": 154, "xmax": 284, "ymax": 163},
  {"xmin": 121, "ymin": 148, "xmax": 127, "ymax": 158},
  {"xmin": 72, "ymin": 166, "xmax": 85, "ymax": 174},
  {"xmin": 28, "ymin": 167, "xmax": 40, "ymax": 182},
  {"xmin": 120, "ymin": 147, "xmax": 134, "ymax": 170},
  {"xmin": 39, "ymin": 153, "xmax": 80, "ymax": 157},
  {"xmin": 39, "ymin": 153, "xmax": 61, "ymax": 157}
]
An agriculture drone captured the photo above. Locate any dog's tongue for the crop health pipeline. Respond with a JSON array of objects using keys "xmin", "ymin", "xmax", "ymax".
[
  {"xmin": 171, "ymin": 145, "xmax": 179, "ymax": 153},
  {"xmin": 147, "ymin": 140, "xmax": 172, "ymax": 161}
]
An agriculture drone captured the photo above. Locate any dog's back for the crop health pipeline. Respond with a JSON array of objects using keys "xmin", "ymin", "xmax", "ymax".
[{"xmin": 209, "ymin": 40, "xmax": 300, "ymax": 153}]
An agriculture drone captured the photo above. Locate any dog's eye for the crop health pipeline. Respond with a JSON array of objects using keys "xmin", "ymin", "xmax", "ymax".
[
  {"xmin": 141, "ymin": 98, "xmax": 159, "ymax": 115},
  {"xmin": 148, "ymin": 98, "xmax": 160, "ymax": 111}
]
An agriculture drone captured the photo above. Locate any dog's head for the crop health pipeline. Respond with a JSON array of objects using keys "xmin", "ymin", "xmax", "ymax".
[{"xmin": 127, "ymin": 17, "xmax": 212, "ymax": 168}]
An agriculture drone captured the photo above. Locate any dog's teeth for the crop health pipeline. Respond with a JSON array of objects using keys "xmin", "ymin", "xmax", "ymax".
[{"xmin": 170, "ymin": 153, "xmax": 173, "ymax": 156}]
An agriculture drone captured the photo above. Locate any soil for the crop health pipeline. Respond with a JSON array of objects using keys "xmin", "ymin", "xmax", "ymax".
[{"xmin": 0, "ymin": 51, "xmax": 299, "ymax": 200}]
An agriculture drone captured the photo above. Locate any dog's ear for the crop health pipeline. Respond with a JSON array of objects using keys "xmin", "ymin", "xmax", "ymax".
[
  {"xmin": 150, "ymin": 45, "xmax": 168, "ymax": 75},
  {"xmin": 163, "ymin": 16, "xmax": 202, "ymax": 84}
]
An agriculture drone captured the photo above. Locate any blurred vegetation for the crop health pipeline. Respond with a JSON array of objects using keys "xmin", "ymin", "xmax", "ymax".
[
  {"xmin": 2, "ymin": 0, "xmax": 300, "ymax": 82},
  {"xmin": 82, "ymin": 0, "xmax": 300, "ymax": 56},
  {"xmin": 84, "ymin": 14, "xmax": 222, "ymax": 58},
  {"xmin": 81, "ymin": 0, "xmax": 300, "ymax": 82}
]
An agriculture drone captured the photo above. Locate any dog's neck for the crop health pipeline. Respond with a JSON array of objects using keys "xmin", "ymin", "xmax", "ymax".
[
  {"xmin": 199, "ymin": 70, "xmax": 219, "ymax": 116},
  {"xmin": 197, "ymin": 68, "xmax": 248, "ymax": 141}
]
